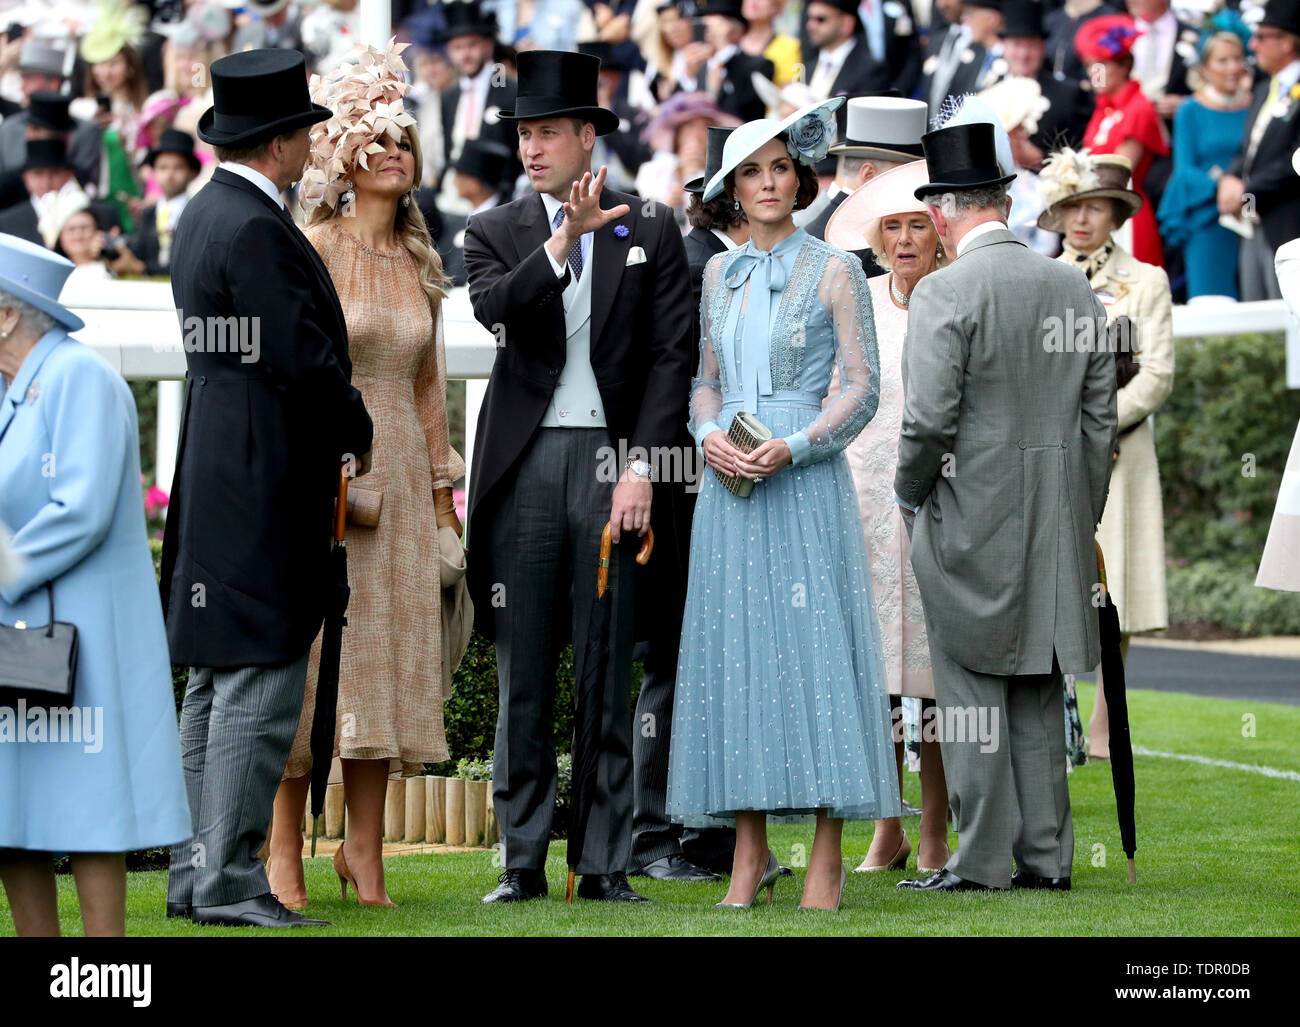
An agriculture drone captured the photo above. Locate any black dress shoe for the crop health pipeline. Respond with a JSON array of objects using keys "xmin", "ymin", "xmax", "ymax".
[
  {"xmin": 577, "ymin": 871, "xmax": 651, "ymax": 902},
  {"xmin": 1011, "ymin": 869, "xmax": 1071, "ymax": 891},
  {"xmin": 165, "ymin": 901, "xmax": 192, "ymax": 920},
  {"xmin": 191, "ymin": 893, "xmax": 332, "ymax": 927},
  {"xmin": 630, "ymin": 854, "xmax": 722, "ymax": 882},
  {"xmin": 482, "ymin": 868, "xmax": 547, "ymax": 903},
  {"xmin": 896, "ymin": 868, "xmax": 1005, "ymax": 892}
]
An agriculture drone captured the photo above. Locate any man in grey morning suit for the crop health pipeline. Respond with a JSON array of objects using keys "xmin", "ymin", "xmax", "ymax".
[{"xmin": 893, "ymin": 123, "xmax": 1117, "ymax": 893}]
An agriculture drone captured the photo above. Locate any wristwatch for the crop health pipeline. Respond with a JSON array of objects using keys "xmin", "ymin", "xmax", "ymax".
[{"xmin": 626, "ymin": 458, "xmax": 652, "ymax": 481}]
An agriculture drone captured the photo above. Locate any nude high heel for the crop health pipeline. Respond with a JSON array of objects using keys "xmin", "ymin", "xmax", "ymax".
[
  {"xmin": 333, "ymin": 844, "xmax": 397, "ymax": 907},
  {"xmin": 854, "ymin": 832, "xmax": 911, "ymax": 872}
]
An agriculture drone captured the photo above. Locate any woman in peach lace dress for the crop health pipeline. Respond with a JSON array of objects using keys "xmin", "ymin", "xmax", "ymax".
[{"xmin": 267, "ymin": 44, "xmax": 465, "ymax": 909}]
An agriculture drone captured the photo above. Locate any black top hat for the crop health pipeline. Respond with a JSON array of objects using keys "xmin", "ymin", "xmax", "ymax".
[
  {"xmin": 144, "ymin": 127, "xmax": 201, "ymax": 172},
  {"xmin": 197, "ymin": 49, "xmax": 331, "ymax": 148},
  {"xmin": 498, "ymin": 50, "xmax": 619, "ymax": 135},
  {"xmin": 963, "ymin": 0, "xmax": 1003, "ymax": 10},
  {"xmin": 443, "ymin": 1, "xmax": 499, "ymax": 41},
  {"xmin": 577, "ymin": 41, "xmax": 626, "ymax": 72},
  {"xmin": 697, "ymin": 0, "xmax": 748, "ymax": 27},
  {"xmin": 27, "ymin": 92, "xmax": 72, "ymax": 134},
  {"xmin": 452, "ymin": 138, "xmax": 513, "ymax": 187},
  {"xmin": 685, "ymin": 125, "xmax": 735, "ymax": 194},
  {"xmin": 999, "ymin": 0, "xmax": 1045, "ymax": 38},
  {"xmin": 915, "ymin": 123, "xmax": 1016, "ymax": 198},
  {"xmin": 807, "ymin": 0, "xmax": 860, "ymax": 17},
  {"xmin": 1260, "ymin": 0, "xmax": 1300, "ymax": 35},
  {"xmin": 23, "ymin": 137, "xmax": 73, "ymax": 172}
]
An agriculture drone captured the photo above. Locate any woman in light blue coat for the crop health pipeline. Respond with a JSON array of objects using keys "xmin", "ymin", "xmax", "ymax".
[{"xmin": 0, "ymin": 234, "xmax": 190, "ymax": 936}]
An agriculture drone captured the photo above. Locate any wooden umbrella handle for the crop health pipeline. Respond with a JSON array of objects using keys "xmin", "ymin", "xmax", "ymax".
[
  {"xmin": 597, "ymin": 524, "xmax": 655, "ymax": 599},
  {"xmin": 334, "ymin": 462, "xmax": 350, "ymax": 543}
]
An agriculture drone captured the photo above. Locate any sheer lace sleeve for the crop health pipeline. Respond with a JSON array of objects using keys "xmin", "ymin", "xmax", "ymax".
[
  {"xmin": 784, "ymin": 250, "xmax": 879, "ymax": 465},
  {"xmin": 688, "ymin": 254, "xmax": 726, "ymax": 446}
]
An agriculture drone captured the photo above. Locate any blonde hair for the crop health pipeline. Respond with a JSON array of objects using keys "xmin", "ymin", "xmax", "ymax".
[
  {"xmin": 306, "ymin": 125, "xmax": 450, "ymax": 304},
  {"xmin": 1188, "ymin": 31, "xmax": 1245, "ymax": 93},
  {"xmin": 866, "ymin": 212, "xmax": 947, "ymax": 272}
]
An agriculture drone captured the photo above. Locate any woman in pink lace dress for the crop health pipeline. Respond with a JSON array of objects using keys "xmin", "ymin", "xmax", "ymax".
[{"xmin": 826, "ymin": 160, "xmax": 951, "ymax": 876}]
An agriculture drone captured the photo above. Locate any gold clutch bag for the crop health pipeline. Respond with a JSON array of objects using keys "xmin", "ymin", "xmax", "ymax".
[{"xmin": 712, "ymin": 411, "xmax": 772, "ymax": 498}]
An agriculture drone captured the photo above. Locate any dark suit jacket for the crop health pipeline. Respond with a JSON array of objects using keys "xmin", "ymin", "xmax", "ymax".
[
  {"xmin": 124, "ymin": 203, "xmax": 164, "ymax": 275},
  {"xmin": 440, "ymin": 76, "xmax": 520, "ymax": 188},
  {"xmin": 463, "ymin": 188, "xmax": 694, "ymax": 640},
  {"xmin": 1033, "ymin": 66, "xmax": 1092, "ymax": 154},
  {"xmin": 823, "ymin": 12, "xmax": 922, "ymax": 103},
  {"xmin": 1229, "ymin": 79, "xmax": 1300, "ymax": 252},
  {"xmin": 160, "ymin": 168, "xmax": 373, "ymax": 668},
  {"xmin": 707, "ymin": 52, "xmax": 774, "ymax": 124},
  {"xmin": 0, "ymin": 198, "xmax": 39, "ymax": 245},
  {"xmin": 803, "ymin": 190, "xmax": 885, "ymax": 278}
]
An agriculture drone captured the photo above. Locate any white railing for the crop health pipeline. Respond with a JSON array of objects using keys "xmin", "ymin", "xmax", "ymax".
[{"xmin": 61, "ymin": 278, "xmax": 1299, "ymax": 493}]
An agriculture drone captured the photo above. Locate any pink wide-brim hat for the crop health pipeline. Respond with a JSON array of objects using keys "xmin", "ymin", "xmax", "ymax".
[
  {"xmin": 643, "ymin": 92, "xmax": 741, "ymax": 154},
  {"xmin": 825, "ymin": 159, "xmax": 934, "ymax": 255}
]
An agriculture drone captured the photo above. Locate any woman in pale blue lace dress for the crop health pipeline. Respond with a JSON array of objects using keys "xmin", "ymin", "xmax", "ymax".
[{"xmin": 665, "ymin": 102, "xmax": 901, "ymax": 911}]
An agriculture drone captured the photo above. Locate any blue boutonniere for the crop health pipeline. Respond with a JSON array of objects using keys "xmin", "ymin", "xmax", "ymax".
[{"xmin": 614, "ymin": 224, "xmax": 629, "ymax": 238}]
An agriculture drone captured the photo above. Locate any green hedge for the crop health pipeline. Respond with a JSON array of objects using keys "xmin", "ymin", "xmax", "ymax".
[{"xmin": 1155, "ymin": 333, "xmax": 1300, "ymax": 634}]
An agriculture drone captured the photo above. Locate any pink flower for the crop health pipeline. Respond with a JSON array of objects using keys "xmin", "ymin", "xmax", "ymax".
[
  {"xmin": 145, "ymin": 485, "xmax": 170, "ymax": 516},
  {"xmin": 452, "ymin": 488, "xmax": 467, "ymax": 524}
]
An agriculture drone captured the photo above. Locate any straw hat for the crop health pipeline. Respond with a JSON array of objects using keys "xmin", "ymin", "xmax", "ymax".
[
  {"xmin": 825, "ymin": 160, "xmax": 937, "ymax": 266},
  {"xmin": 1036, "ymin": 147, "xmax": 1142, "ymax": 233}
]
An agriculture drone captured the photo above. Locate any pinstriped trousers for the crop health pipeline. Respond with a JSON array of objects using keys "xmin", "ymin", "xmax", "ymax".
[{"xmin": 166, "ymin": 651, "xmax": 310, "ymax": 907}]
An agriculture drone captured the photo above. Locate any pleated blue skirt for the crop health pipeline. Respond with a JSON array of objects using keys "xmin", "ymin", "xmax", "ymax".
[{"xmin": 666, "ymin": 398, "xmax": 903, "ymax": 827}]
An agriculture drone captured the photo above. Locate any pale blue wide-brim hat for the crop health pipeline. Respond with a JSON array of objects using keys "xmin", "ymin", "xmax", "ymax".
[
  {"xmin": 0, "ymin": 233, "xmax": 83, "ymax": 332},
  {"xmin": 702, "ymin": 96, "xmax": 846, "ymax": 203}
]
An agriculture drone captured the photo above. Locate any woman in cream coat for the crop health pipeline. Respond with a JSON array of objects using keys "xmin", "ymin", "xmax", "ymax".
[{"xmin": 1039, "ymin": 149, "xmax": 1175, "ymax": 760}]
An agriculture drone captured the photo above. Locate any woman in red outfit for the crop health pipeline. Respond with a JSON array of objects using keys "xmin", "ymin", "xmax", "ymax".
[{"xmin": 1076, "ymin": 15, "xmax": 1170, "ymax": 266}]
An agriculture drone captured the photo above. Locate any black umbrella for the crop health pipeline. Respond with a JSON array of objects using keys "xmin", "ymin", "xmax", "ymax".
[
  {"xmin": 565, "ymin": 522, "xmax": 654, "ymax": 902},
  {"xmin": 309, "ymin": 464, "xmax": 352, "ymax": 857},
  {"xmin": 1096, "ymin": 541, "xmax": 1136, "ymax": 882}
]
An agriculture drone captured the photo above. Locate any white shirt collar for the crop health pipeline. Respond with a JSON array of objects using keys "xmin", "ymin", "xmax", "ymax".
[
  {"xmin": 956, "ymin": 219, "xmax": 1007, "ymax": 257},
  {"xmin": 711, "ymin": 227, "xmax": 740, "ymax": 250},
  {"xmin": 218, "ymin": 161, "xmax": 285, "ymax": 209},
  {"xmin": 818, "ymin": 37, "xmax": 856, "ymax": 71},
  {"xmin": 461, "ymin": 61, "xmax": 492, "ymax": 95},
  {"xmin": 470, "ymin": 195, "xmax": 498, "ymax": 218},
  {"xmin": 1277, "ymin": 59, "xmax": 1300, "ymax": 91}
]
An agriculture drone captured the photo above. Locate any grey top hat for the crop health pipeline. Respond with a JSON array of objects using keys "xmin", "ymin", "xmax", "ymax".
[
  {"xmin": 828, "ymin": 96, "xmax": 928, "ymax": 163},
  {"xmin": 18, "ymin": 40, "xmax": 68, "ymax": 78}
]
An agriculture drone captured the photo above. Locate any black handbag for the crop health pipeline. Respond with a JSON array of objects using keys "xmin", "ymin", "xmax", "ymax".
[{"xmin": 0, "ymin": 583, "xmax": 79, "ymax": 708}]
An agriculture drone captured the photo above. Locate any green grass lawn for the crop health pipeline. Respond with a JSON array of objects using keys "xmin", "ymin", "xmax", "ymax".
[{"xmin": 4, "ymin": 682, "xmax": 1297, "ymax": 937}]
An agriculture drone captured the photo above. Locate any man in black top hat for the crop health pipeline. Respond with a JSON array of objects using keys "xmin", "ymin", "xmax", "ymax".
[
  {"xmin": 805, "ymin": 0, "xmax": 922, "ymax": 103},
  {"xmin": 0, "ymin": 51, "xmax": 103, "ymax": 189},
  {"xmin": 118, "ymin": 128, "xmax": 201, "ymax": 276},
  {"xmin": 1217, "ymin": 0, "xmax": 1300, "ymax": 301},
  {"xmin": 692, "ymin": 0, "xmax": 774, "ymax": 122},
  {"xmin": 439, "ymin": 0, "xmax": 519, "ymax": 202},
  {"xmin": 993, "ymin": 0, "xmax": 1090, "ymax": 160},
  {"xmin": 579, "ymin": 40, "xmax": 652, "ymax": 194},
  {"xmin": 0, "ymin": 138, "xmax": 77, "ymax": 245},
  {"xmin": 464, "ymin": 49, "xmax": 694, "ymax": 904},
  {"xmin": 161, "ymin": 48, "xmax": 373, "ymax": 930}
]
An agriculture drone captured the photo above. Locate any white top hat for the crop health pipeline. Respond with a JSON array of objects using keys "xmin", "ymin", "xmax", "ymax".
[{"xmin": 828, "ymin": 96, "xmax": 928, "ymax": 162}]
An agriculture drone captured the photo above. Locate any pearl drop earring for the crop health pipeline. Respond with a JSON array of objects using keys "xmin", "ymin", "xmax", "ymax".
[
  {"xmin": 734, "ymin": 199, "xmax": 740, "ymax": 212},
  {"xmin": 401, "ymin": 193, "xmax": 411, "ymax": 208}
]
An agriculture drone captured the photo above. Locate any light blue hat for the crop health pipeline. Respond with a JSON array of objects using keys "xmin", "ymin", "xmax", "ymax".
[
  {"xmin": 0, "ymin": 233, "xmax": 83, "ymax": 331},
  {"xmin": 702, "ymin": 96, "xmax": 846, "ymax": 203}
]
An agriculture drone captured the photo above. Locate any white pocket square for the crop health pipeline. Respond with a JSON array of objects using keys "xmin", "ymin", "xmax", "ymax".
[{"xmin": 625, "ymin": 246, "xmax": 646, "ymax": 266}]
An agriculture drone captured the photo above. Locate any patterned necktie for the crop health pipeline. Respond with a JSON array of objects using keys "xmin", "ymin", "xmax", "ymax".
[{"xmin": 551, "ymin": 206, "xmax": 584, "ymax": 282}]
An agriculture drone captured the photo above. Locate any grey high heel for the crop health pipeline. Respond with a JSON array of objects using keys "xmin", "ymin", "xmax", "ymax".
[{"xmin": 714, "ymin": 849, "xmax": 781, "ymax": 909}]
